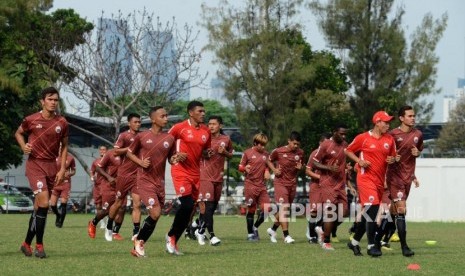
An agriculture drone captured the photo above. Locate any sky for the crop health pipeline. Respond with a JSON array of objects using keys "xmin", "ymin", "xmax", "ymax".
[{"xmin": 51, "ymin": 0, "xmax": 465, "ymax": 123}]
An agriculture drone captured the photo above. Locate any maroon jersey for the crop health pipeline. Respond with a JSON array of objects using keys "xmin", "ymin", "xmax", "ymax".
[
  {"xmin": 56, "ymin": 154, "xmax": 76, "ymax": 183},
  {"xmin": 387, "ymin": 128, "xmax": 423, "ymax": 184},
  {"xmin": 200, "ymin": 134, "xmax": 233, "ymax": 182},
  {"xmin": 306, "ymin": 149, "xmax": 321, "ymax": 185},
  {"xmin": 239, "ymin": 147, "xmax": 269, "ymax": 187},
  {"xmin": 20, "ymin": 111, "xmax": 68, "ymax": 160},
  {"xmin": 169, "ymin": 120, "xmax": 211, "ymax": 178},
  {"xmin": 91, "ymin": 157, "xmax": 105, "ymax": 185},
  {"xmin": 312, "ymin": 139, "xmax": 348, "ymax": 190},
  {"xmin": 269, "ymin": 146, "xmax": 304, "ymax": 186},
  {"xmin": 115, "ymin": 130, "xmax": 138, "ymax": 177},
  {"xmin": 128, "ymin": 130, "xmax": 175, "ymax": 186},
  {"xmin": 98, "ymin": 149, "xmax": 121, "ymax": 179}
]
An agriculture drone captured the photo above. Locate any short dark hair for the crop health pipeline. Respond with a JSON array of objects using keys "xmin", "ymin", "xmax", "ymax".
[
  {"xmin": 41, "ymin": 87, "xmax": 59, "ymax": 100},
  {"xmin": 208, "ymin": 115, "xmax": 223, "ymax": 125},
  {"xmin": 320, "ymin": 133, "xmax": 330, "ymax": 142},
  {"xmin": 127, "ymin": 113, "xmax": 141, "ymax": 121},
  {"xmin": 289, "ymin": 131, "xmax": 301, "ymax": 142},
  {"xmin": 332, "ymin": 123, "xmax": 348, "ymax": 133},
  {"xmin": 398, "ymin": 105, "xmax": 413, "ymax": 117},
  {"xmin": 149, "ymin": 106, "xmax": 164, "ymax": 117},
  {"xmin": 187, "ymin": 100, "xmax": 204, "ymax": 113}
]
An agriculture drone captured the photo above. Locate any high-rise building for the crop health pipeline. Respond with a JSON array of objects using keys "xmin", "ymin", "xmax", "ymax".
[
  {"xmin": 96, "ymin": 18, "xmax": 133, "ymax": 98},
  {"xmin": 442, "ymin": 78, "xmax": 465, "ymax": 122}
]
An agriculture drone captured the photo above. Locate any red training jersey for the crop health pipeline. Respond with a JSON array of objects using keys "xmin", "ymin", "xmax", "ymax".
[
  {"xmin": 98, "ymin": 149, "xmax": 121, "ymax": 179},
  {"xmin": 345, "ymin": 131, "xmax": 396, "ymax": 188},
  {"xmin": 169, "ymin": 120, "xmax": 211, "ymax": 178},
  {"xmin": 200, "ymin": 134, "xmax": 233, "ymax": 182},
  {"xmin": 56, "ymin": 154, "xmax": 76, "ymax": 183},
  {"xmin": 128, "ymin": 130, "xmax": 176, "ymax": 186},
  {"xmin": 239, "ymin": 147, "xmax": 269, "ymax": 187},
  {"xmin": 20, "ymin": 111, "xmax": 68, "ymax": 160},
  {"xmin": 307, "ymin": 149, "xmax": 321, "ymax": 185},
  {"xmin": 312, "ymin": 139, "xmax": 348, "ymax": 190},
  {"xmin": 269, "ymin": 145, "xmax": 304, "ymax": 186},
  {"xmin": 115, "ymin": 130, "xmax": 138, "ymax": 177},
  {"xmin": 387, "ymin": 128, "xmax": 424, "ymax": 184}
]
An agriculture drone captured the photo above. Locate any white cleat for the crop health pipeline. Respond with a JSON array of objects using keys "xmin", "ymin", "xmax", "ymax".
[
  {"xmin": 321, "ymin": 242, "xmax": 335, "ymax": 251},
  {"xmin": 131, "ymin": 239, "xmax": 145, "ymax": 257},
  {"xmin": 284, "ymin": 235, "xmax": 295, "ymax": 244},
  {"xmin": 166, "ymin": 234, "xmax": 176, "ymax": 254},
  {"xmin": 131, "ymin": 234, "xmax": 138, "ymax": 241},
  {"xmin": 210, "ymin": 236, "xmax": 221, "ymax": 246},
  {"xmin": 315, "ymin": 226, "xmax": 324, "ymax": 245},
  {"xmin": 104, "ymin": 229, "xmax": 113, "ymax": 242},
  {"xmin": 195, "ymin": 229, "xmax": 206, "ymax": 246},
  {"xmin": 306, "ymin": 224, "xmax": 311, "ymax": 241},
  {"xmin": 100, "ymin": 217, "xmax": 108, "ymax": 229},
  {"xmin": 267, "ymin": 228, "xmax": 277, "ymax": 243}
]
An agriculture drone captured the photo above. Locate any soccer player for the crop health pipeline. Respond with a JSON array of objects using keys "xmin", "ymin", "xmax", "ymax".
[
  {"xmin": 305, "ymin": 134, "xmax": 329, "ymax": 244},
  {"xmin": 239, "ymin": 133, "xmax": 271, "ymax": 241},
  {"xmin": 87, "ymin": 148, "xmax": 121, "ymax": 239},
  {"xmin": 312, "ymin": 125, "xmax": 349, "ymax": 251},
  {"xmin": 165, "ymin": 100, "xmax": 211, "ymax": 255},
  {"xmin": 386, "ymin": 105, "xmax": 423, "ymax": 257},
  {"xmin": 345, "ymin": 111, "xmax": 397, "ymax": 257},
  {"xmin": 15, "ymin": 87, "xmax": 69, "ymax": 258},
  {"xmin": 265, "ymin": 131, "xmax": 304, "ymax": 244},
  {"xmin": 90, "ymin": 145, "xmax": 108, "ymax": 228},
  {"xmin": 105, "ymin": 113, "xmax": 142, "ymax": 241},
  {"xmin": 194, "ymin": 116, "xmax": 233, "ymax": 246},
  {"xmin": 126, "ymin": 106, "xmax": 176, "ymax": 257},
  {"xmin": 50, "ymin": 152, "xmax": 76, "ymax": 228}
]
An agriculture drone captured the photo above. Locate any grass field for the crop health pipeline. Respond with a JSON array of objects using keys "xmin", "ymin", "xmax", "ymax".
[{"xmin": 0, "ymin": 214, "xmax": 464, "ymax": 275}]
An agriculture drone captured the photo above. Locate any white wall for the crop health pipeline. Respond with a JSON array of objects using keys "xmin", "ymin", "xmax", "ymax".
[{"xmin": 407, "ymin": 158, "xmax": 465, "ymax": 222}]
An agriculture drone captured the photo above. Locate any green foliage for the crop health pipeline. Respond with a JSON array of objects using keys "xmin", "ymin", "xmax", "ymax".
[
  {"xmin": 202, "ymin": 0, "xmax": 351, "ymax": 149},
  {"xmin": 435, "ymin": 98, "xmax": 465, "ymax": 156},
  {"xmin": 310, "ymin": 0, "xmax": 447, "ymax": 129}
]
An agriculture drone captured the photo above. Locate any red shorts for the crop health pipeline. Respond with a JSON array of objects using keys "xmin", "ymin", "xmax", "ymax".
[
  {"xmin": 309, "ymin": 183, "xmax": 322, "ymax": 213},
  {"xmin": 93, "ymin": 183, "xmax": 102, "ymax": 206},
  {"xmin": 244, "ymin": 184, "xmax": 270, "ymax": 211},
  {"xmin": 100, "ymin": 181, "xmax": 116, "ymax": 210},
  {"xmin": 115, "ymin": 175, "xmax": 138, "ymax": 200},
  {"xmin": 199, "ymin": 180, "xmax": 222, "ymax": 202},
  {"xmin": 320, "ymin": 186, "xmax": 348, "ymax": 213},
  {"xmin": 388, "ymin": 180, "xmax": 412, "ymax": 202},
  {"xmin": 25, "ymin": 158, "xmax": 57, "ymax": 194},
  {"xmin": 274, "ymin": 184, "xmax": 296, "ymax": 205},
  {"xmin": 52, "ymin": 181, "xmax": 71, "ymax": 200},
  {"xmin": 172, "ymin": 174, "xmax": 200, "ymax": 201},
  {"xmin": 358, "ymin": 182, "xmax": 384, "ymax": 206},
  {"xmin": 138, "ymin": 182, "xmax": 165, "ymax": 210}
]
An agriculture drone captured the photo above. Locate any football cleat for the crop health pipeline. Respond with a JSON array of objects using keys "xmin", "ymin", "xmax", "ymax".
[
  {"xmin": 20, "ymin": 242, "xmax": 32, "ymax": 257},
  {"xmin": 284, "ymin": 235, "xmax": 295, "ymax": 244},
  {"xmin": 87, "ymin": 220, "xmax": 96, "ymax": 239},
  {"xmin": 267, "ymin": 228, "xmax": 277, "ymax": 243},
  {"xmin": 210, "ymin": 236, "xmax": 221, "ymax": 246},
  {"xmin": 104, "ymin": 229, "xmax": 113, "ymax": 241},
  {"xmin": 347, "ymin": 242, "xmax": 363, "ymax": 256},
  {"xmin": 321, "ymin": 242, "xmax": 335, "ymax": 251},
  {"xmin": 195, "ymin": 229, "xmax": 206, "ymax": 245},
  {"xmin": 112, "ymin": 233, "xmax": 124, "ymax": 241},
  {"xmin": 34, "ymin": 244, "xmax": 46, "ymax": 259}
]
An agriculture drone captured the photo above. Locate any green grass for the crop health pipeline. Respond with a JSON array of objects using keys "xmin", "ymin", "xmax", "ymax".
[{"xmin": 0, "ymin": 214, "xmax": 464, "ymax": 275}]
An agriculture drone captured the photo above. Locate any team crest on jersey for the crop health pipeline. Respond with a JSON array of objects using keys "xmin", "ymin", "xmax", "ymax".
[
  {"xmin": 163, "ymin": 141, "xmax": 169, "ymax": 148},
  {"xmin": 206, "ymin": 193, "xmax": 211, "ymax": 199},
  {"xmin": 116, "ymin": 191, "xmax": 121, "ymax": 198},
  {"xmin": 36, "ymin": 124, "xmax": 43, "ymax": 129},
  {"xmin": 198, "ymin": 193, "xmax": 203, "ymax": 200},
  {"xmin": 294, "ymin": 155, "xmax": 300, "ymax": 161},
  {"xmin": 414, "ymin": 137, "xmax": 419, "ymax": 144},
  {"xmin": 37, "ymin": 181, "xmax": 44, "ymax": 189},
  {"xmin": 383, "ymin": 143, "xmax": 389, "ymax": 149},
  {"xmin": 103, "ymin": 202, "xmax": 109, "ymax": 209},
  {"xmin": 146, "ymin": 139, "xmax": 153, "ymax": 144},
  {"xmin": 201, "ymin": 135, "xmax": 207, "ymax": 142},
  {"xmin": 179, "ymin": 186, "xmax": 185, "ymax": 194},
  {"xmin": 220, "ymin": 142, "xmax": 226, "ymax": 147},
  {"xmin": 247, "ymin": 198, "xmax": 254, "ymax": 206},
  {"xmin": 397, "ymin": 191, "xmax": 403, "ymax": 199},
  {"xmin": 368, "ymin": 195, "xmax": 374, "ymax": 202},
  {"xmin": 55, "ymin": 126, "xmax": 62, "ymax": 133},
  {"xmin": 148, "ymin": 198, "xmax": 155, "ymax": 206},
  {"xmin": 262, "ymin": 156, "xmax": 266, "ymax": 161}
]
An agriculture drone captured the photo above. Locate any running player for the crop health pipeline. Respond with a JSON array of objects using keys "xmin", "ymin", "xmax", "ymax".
[
  {"xmin": 265, "ymin": 131, "xmax": 304, "ymax": 244},
  {"xmin": 386, "ymin": 105, "xmax": 423, "ymax": 257},
  {"xmin": 165, "ymin": 100, "xmax": 211, "ymax": 255},
  {"xmin": 126, "ymin": 106, "xmax": 176, "ymax": 257},
  {"xmin": 194, "ymin": 116, "xmax": 233, "ymax": 246},
  {"xmin": 87, "ymin": 148, "xmax": 121, "ymax": 239},
  {"xmin": 312, "ymin": 124, "xmax": 349, "ymax": 251},
  {"xmin": 239, "ymin": 133, "xmax": 271, "ymax": 241},
  {"xmin": 50, "ymin": 152, "xmax": 76, "ymax": 228},
  {"xmin": 105, "ymin": 113, "xmax": 141, "ymax": 241},
  {"xmin": 345, "ymin": 111, "xmax": 397, "ymax": 257},
  {"xmin": 90, "ymin": 145, "xmax": 108, "ymax": 229},
  {"xmin": 16, "ymin": 87, "xmax": 69, "ymax": 258}
]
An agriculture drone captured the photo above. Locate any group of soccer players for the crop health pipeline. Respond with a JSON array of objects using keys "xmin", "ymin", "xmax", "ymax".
[{"xmin": 16, "ymin": 86, "xmax": 423, "ymax": 259}]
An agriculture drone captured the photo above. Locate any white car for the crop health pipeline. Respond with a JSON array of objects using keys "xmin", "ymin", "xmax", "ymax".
[{"xmin": 0, "ymin": 184, "xmax": 34, "ymax": 213}]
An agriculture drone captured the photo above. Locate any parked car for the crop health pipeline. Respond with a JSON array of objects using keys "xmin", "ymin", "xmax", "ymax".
[
  {"xmin": 14, "ymin": 186, "xmax": 34, "ymax": 201},
  {"xmin": 0, "ymin": 183, "xmax": 34, "ymax": 213}
]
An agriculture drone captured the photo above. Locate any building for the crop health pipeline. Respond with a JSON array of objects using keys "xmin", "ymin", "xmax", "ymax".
[{"xmin": 443, "ymin": 78, "xmax": 465, "ymax": 122}]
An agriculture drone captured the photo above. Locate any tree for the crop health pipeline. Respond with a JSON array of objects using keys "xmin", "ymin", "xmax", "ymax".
[
  {"xmin": 309, "ymin": 0, "xmax": 447, "ymax": 130},
  {"xmin": 435, "ymin": 98, "xmax": 465, "ymax": 157},
  {"xmin": 202, "ymin": 0, "xmax": 350, "ymax": 148},
  {"xmin": 63, "ymin": 10, "xmax": 206, "ymax": 141},
  {"xmin": 0, "ymin": 1, "xmax": 92, "ymax": 170}
]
